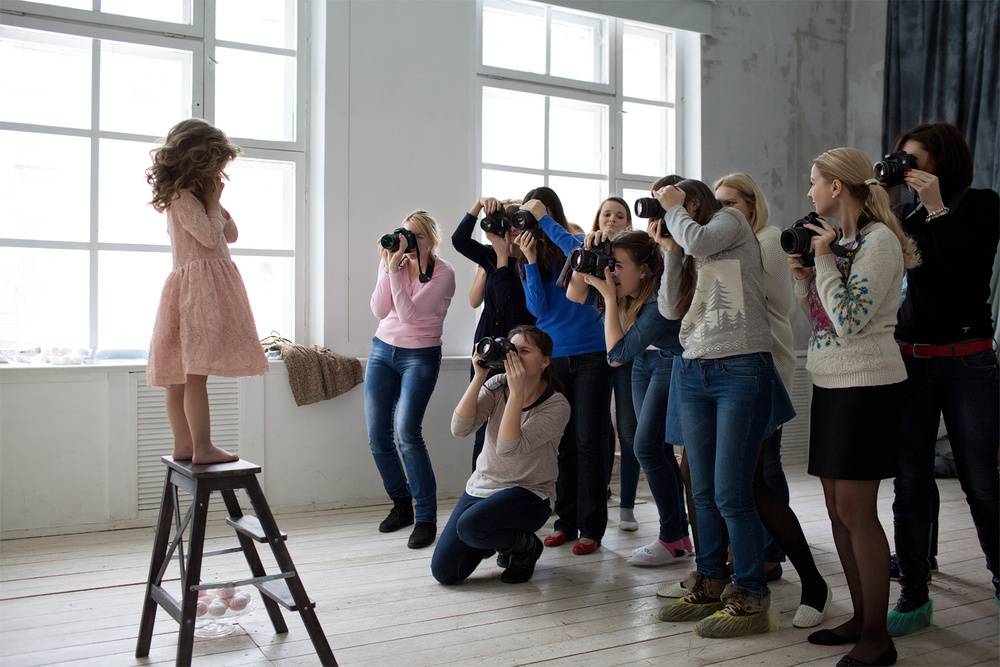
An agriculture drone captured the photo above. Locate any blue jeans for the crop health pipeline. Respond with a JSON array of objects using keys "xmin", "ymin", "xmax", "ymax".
[
  {"xmin": 678, "ymin": 353, "xmax": 776, "ymax": 597},
  {"xmin": 431, "ymin": 489, "xmax": 551, "ymax": 585},
  {"xmin": 759, "ymin": 428, "xmax": 789, "ymax": 563},
  {"xmin": 632, "ymin": 349, "xmax": 688, "ymax": 542},
  {"xmin": 893, "ymin": 351, "xmax": 999, "ymax": 600},
  {"xmin": 551, "ymin": 352, "xmax": 613, "ymax": 541},
  {"xmin": 612, "ymin": 362, "xmax": 640, "ymax": 509},
  {"xmin": 364, "ymin": 337, "xmax": 441, "ymax": 523}
]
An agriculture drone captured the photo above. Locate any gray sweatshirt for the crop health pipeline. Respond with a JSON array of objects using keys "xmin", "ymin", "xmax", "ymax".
[
  {"xmin": 451, "ymin": 374, "xmax": 570, "ymax": 500},
  {"xmin": 657, "ymin": 206, "xmax": 773, "ymax": 359}
]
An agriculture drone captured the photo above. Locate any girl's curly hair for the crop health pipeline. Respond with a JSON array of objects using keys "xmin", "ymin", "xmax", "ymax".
[{"xmin": 147, "ymin": 119, "xmax": 240, "ymax": 213}]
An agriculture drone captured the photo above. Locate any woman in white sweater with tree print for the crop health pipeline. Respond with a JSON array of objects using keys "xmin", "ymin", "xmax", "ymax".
[{"xmin": 789, "ymin": 147, "xmax": 919, "ymax": 667}]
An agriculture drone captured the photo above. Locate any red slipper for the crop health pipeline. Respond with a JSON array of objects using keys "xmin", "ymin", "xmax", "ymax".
[
  {"xmin": 572, "ymin": 539, "xmax": 600, "ymax": 555},
  {"xmin": 543, "ymin": 532, "xmax": 569, "ymax": 547}
]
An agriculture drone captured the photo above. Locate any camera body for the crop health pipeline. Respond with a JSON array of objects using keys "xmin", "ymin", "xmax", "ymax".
[
  {"xmin": 480, "ymin": 205, "xmax": 517, "ymax": 236},
  {"xmin": 570, "ymin": 240, "xmax": 617, "ymax": 278},
  {"xmin": 780, "ymin": 212, "xmax": 821, "ymax": 267},
  {"xmin": 510, "ymin": 209, "xmax": 538, "ymax": 231},
  {"xmin": 634, "ymin": 197, "xmax": 666, "ymax": 220},
  {"xmin": 874, "ymin": 151, "xmax": 918, "ymax": 187},
  {"xmin": 380, "ymin": 227, "xmax": 417, "ymax": 253},
  {"xmin": 475, "ymin": 336, "xmax": 516, "ymax": 370}
]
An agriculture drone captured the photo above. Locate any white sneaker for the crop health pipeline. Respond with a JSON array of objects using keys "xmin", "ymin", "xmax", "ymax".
[
  {"xmin": 628, "ymin": 540, "xmax": 678, "ymax": 567},
  {"xmin": 792, "ymin": 583, "xmax": 832, "ymax": 628},
  {"xmin": 656, "ymin": 570, "xmax": 698, "ymax": 598}
]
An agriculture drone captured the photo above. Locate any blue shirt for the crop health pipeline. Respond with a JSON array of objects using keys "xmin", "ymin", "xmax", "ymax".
[
  {"xmin": 522, "ymin": 215, "xmax": 605, "ymax": 358},
  {"xmin": 607, "ymin": 298, "xmax": 683, "ymax": 365}
]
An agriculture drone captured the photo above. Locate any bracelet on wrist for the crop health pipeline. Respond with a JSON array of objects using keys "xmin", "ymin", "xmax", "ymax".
[{"xmin": 925, "ymin": 206, "xmax": 949, "ymax": 221}]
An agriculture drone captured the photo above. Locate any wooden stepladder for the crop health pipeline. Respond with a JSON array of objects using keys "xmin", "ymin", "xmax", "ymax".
[{"xmin": 135, "ymin": 456, "xmax": 337, "ymax": 666}]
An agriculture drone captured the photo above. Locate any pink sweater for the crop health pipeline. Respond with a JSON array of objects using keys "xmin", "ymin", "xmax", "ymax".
[{"xmin": 370, "ymin": 256, "xmax": 456, "ymax": 349}]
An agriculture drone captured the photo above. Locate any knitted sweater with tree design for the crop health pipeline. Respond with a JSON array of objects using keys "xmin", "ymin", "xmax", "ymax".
[{"xmin": 794, "ymin": 221, "xmax": 907, "ymax": 389}]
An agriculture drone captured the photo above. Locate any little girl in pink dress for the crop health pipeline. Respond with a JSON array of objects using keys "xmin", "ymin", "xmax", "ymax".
[{"xmin": 146, "ymin": 119, "xmax": 268, "ymax": 464}]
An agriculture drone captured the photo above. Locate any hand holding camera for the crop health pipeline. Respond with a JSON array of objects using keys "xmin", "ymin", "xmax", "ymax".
[
  {"xmin": 514, "ymin": 231, "xmax": 537, "ymax": 264},
  {"xmin": 648, "ymin": 219, "xmax": 678, "ymax": 253},
  {"xmin": 582, "ymin": 266, "xmax": 617, "ymax": 300},
  {"xmin": 504, "ymin": 351, "xmax": 528, "ymax": 398},
  {"xmin": 475, "ymin": 336, "xmax": 516, "ymax": 370},
  {"xmin": 570, "ymin": 240, "xmax": 616, "ymax": 279},
  {"xmin": 903, "ymin": 169, "xmax": 944, "ymax": 212},
  {"xmin": 654, "ymin": 185, "xmax": 686, "ymax": 213}
]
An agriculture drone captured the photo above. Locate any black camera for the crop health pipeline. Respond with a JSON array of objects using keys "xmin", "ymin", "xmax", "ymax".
[
  {"xmin": 480, "ymin": 206, "xmax": 516, "ymax": 235},
  {"xmin": 475, "ymin": 336, "xmax": 516, "ymax": 370},
  {"xmin": 570, "ymin": 241, "xmax": 617, "ymax": 278},
  {"xmin": 780, "ymin": 212, "xmax": 821, "ymax": 267},
  {"xmin": 874, "ymin": 151, "xmax": 917, "ymax": 187},
  {"xmin": 379, "ymin": 227, "xmax": 417, "ymax": 253},
  {"xmin": 634, "ymin": 197, "xmax": 666, "ymax": 220},
  {"xmin": 510, "ymin": 209, "xmax": 538, "ymax": 231}
]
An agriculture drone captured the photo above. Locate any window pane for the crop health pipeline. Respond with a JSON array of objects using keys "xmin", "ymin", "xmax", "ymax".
[
  {"xmin": 623, "ymin": 23, "xmax": 673, "ymax": 102},
  {"xmin": 0, "ymin": 248, "xmax": 89, "ymax": 348},
  {"xmin": 547, "ymin": 175, "xmax": 607, "ymax": 231},
  {"xmin": 0, "ymin": 26, "xmax": 91, "ymax": 129},
  {"xmin": 100, "ymin": 40, "xmax": 193, "ymax": 136},
  {"xmin": 481, "ymin": 169, "xmax": 538, "ymax": 203},
  {"xmin": 550, "ymin": 8, "xmax": 608, "ymax": 84},
  {"xmin": 99, "ymin": 139, "xmax": 164, "ymax": 244},
  {"xmin": 622, "ymin": 102, "xmax": 674, "ymax": 177},
  {"xmin": 217, "ymin": 0, "xmax": 296, "ymax": 50},
  {"xmin": 215, "ymin": 47, "xmax": 296, "ymax": 142},
  {"xmin": 100, "ymin": 0, "xmax": 192, "ymax": 24},
  {"xmin": 0, "ymin": 131, "xmax": 90, "ymax": 242},
  {"xmin": 482, "ymin": 0, "xmax": 545, "ymax": 74},
  {"xmin": 232, "ymin": 256, "xmax": 293, "ymax": 339},
  {"xmin": 223, "ymin": 157, "xmax": 295, "ymax": 251},
  {"xmin": 33, "ymin": 0, "xmax": 92, "ymax": 9},
  {"xmin": 481, "ymin": 87, "xmax": 544, "ymax": 169},
  {"xmin": 98, "ymin": 250, "xmax": 172, "ymax": 350},
  {"xmin": 548, "ymin": 96, "xmax": 608, "ymax": 174}
]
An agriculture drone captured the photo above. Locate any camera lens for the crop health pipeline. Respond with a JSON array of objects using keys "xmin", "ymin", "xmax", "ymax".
[
  {"xmin": 511, "ymin": 210, "xmax": 537, "ymax": 230},
  {"xmin": 380, "ymin": 234, "xmax": 399, "ymax": 251},
  {"xmin": 634, "ymin": 197, "xmax": 666, "ymax": 220}
]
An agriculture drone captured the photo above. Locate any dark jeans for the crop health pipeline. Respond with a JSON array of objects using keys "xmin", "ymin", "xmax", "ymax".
[
  {"xmin": 632, "ymin": 349, "xmax": 688, "ymax": 542},
  {"xmin": 612, "ymin": 362, "xmax": 640, "ymax": 508},
  {"xmin": 759, "ymin": 428, "xmax": 789, "ymax": 563},
  {"xmin": 892, "ymin": 351, "xmax": 1000, "ymax": 600},
  {"xmin": 364, "ymin": 337, "xmax": 441, "ymax": 523},
  {"xmin": 678, "ymin": 353, "xmax": 776, "ymax": 598},
  {"xmin": 430, "ymin": 489, "xmax": 551, "ymax": 585},
  {"xmin": 551, "ymin": 352, "xmax": 613, "ymax": 541}
]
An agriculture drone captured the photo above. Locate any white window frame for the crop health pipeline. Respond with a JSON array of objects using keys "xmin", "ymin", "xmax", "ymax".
[
  {"xmin": 475, "ymin": 0, "xmax": 684, "ymax": 204},
  {"xmin": 0, "ymin": 0, "xmax": 308, "ymax": 350}
]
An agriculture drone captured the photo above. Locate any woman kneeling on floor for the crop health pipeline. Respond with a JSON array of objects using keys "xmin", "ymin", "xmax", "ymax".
[{"xmin": 432, "ymin": 326, "xmax": 570, "ymax": 585}]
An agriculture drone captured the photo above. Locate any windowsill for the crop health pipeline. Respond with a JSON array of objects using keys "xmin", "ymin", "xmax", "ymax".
[{"xmin": 0, "ymin": 355, "xmax": 474, "ymax": 374}]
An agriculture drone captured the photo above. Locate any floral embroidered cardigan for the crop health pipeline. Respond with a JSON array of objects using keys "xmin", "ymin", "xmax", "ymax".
[{"xmin": 794, "ymin": 222, "xmax": 908, "ymax": 389}]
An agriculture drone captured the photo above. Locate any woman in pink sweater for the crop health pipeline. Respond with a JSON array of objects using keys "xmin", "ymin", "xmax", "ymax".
[{"xmin": 367, "ymin": 211, "xmax": 456, "ymax": 549}]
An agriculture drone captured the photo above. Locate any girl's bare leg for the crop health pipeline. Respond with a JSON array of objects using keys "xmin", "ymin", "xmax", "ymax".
[
  {"xmin": 184, "ymin": 374, "xmax": 239, "ymax": 464},
  {"xmin": 165, "ymin": 384, "xmax": 194, "ymax": 461}
]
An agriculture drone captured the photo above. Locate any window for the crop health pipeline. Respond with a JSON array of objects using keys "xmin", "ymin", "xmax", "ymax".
[
  {"xmin": 478, "ymin": 0, "xmax": 679, "ymax": 230},
  {"xmin": 0, "ymin": 1, "xmax": 304, "ymax": 354}
]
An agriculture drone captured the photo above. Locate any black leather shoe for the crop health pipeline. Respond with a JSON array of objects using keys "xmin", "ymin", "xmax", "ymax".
[
  {"xmin": 807, "ymin": 628, "xmax": 861, "ymax": 646},
  {"xmin": 501, "ymin": 534, "xmax": 544, "ymax": 584},
  {"xmin": 836, "ymin": 642, "xmax": 897, "ymax": 666},
  {"xmin": 407, "ymin": 521, "xmax": 437, "ymax": 549},
  {"xmin": 378, "ymin": 498, "xmax": 414, "ymax": 533}
]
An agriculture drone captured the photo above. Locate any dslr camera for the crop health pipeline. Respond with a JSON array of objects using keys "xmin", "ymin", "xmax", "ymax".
[
  {"xmin": 874, "ymin": 151, "xmax": 917, "ymax": 187},
  {"xmin": 570, "ymin": 240, "xmax": 617, "ymax": 278},
  {"xmin": 780, "ymin": 212, "xmax": 821, "ymax": 267},
  {"xmin": 480, "ymin": 205, "xmax": 517, "ymax": 235},
  {"xmin": 634, "ymin": 197, "xmax": 666, "ymax": 220},
  {"xmin": 475, "ymin": 336, "xmax": 516, "ymax": 370},
  {"xmin": 379, "ymin": 227, "xmax": 417, "ymax": 253},
  {"xmin": 510, "ymin": 209, "xmax": 538, "ymax": 231}
]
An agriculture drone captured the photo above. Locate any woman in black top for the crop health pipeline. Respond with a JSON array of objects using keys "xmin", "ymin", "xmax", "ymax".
[
  {"xmin": 452, "ymin": 196, "xmax": 536, "ymax": 469},
  {"xmin": 889, "ymin": 122, "xmax": 1000, "ymax": 636}
]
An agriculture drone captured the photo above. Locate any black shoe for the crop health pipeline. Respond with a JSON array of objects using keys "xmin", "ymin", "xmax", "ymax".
[
  {"xmin": 766, "ymin": 563, "xmax": 783, "ymax": 582},
  {"xmin": 836, "ymin": 642, "xmax": 897, "ymax": 666},
  {"xmin": 407, "ymin": 521, "xmax": 436, "ymax": 549},
  {"xmin": 808, "ymin": 628, "xmax": 862, "ymax": 646},
  {"xmin": 496, "ymin": 552, "xmax": 511, "ymax": 568},
  {"xmin": 378, "ymin": 498, "xmax": 414, "ymax": 533},
  {"xmin": 889, "ymin": 552, "xmax": 932, "ymax": 582},
  {"xmin": 894, "ymin": 591, "xmax": 930, "ymax": 614},
  {"xmin": 500, "ymin": 534, "xmax": 544, "ymax": 584}
]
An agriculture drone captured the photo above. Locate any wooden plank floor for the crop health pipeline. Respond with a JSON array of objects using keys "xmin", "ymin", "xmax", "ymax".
[{"xmin": 0, "ymin": 466, "xmax": 996, "ymax": 666}]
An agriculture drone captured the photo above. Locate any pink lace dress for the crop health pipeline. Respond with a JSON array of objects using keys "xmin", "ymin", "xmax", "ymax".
[{"xmin": 146, "ymin": 190, "xmax": 268, "ymax": 387}]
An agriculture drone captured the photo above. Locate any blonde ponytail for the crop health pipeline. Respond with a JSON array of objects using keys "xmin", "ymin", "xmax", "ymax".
[{"xmin": 862, "ymin": 179, "xmax": 920, "ymax": 269}]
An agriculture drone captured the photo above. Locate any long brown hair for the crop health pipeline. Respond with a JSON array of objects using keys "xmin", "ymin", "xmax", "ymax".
[
  {"xmin": 813, "ymin": 148, "xmax": 920, "ymax": 269},
  {"xmin": 517, "ymin": 186, "xmax": 571, "ymax": 282},
  {"xmin": 609, "ymin": 230, "xmax": 663, "ymax": 330},
  {"xmin": 665, "ymin": 179, "xmax": 720, "ymax": 315},
  {"xmin": 147, "ymin": 119, "xmax": 240, "ymax": 213}
]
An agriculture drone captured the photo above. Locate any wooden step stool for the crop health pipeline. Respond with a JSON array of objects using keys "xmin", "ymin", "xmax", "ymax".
[{"xmin": 135, "ymin": 456, "xmax": 337, "ymax": 666}]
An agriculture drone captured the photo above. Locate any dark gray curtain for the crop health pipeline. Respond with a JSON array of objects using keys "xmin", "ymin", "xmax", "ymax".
[{"xmin": 882, "ymin": 0, "xmax": 1000, "ymax": 338}]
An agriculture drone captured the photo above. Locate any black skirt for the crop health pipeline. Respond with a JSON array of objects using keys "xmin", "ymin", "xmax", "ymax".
[{"xmin": 807, "ymin": 383, "xmax": 904, "ymax": 480}]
